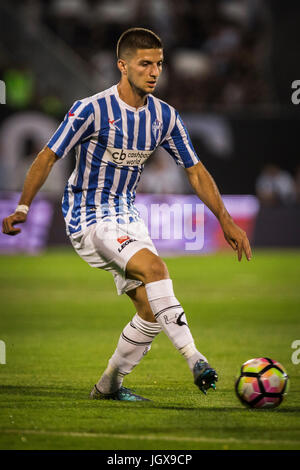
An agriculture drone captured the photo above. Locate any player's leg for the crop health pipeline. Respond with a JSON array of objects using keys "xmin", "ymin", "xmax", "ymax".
[
  {"xmin": 77, "ymin": 220, "xmax": 164, "ymax": 400},
  {"xmin": 126, "ymin": 284, "xmax": 156, "ymax": 323},
  {"xmin": 74, "ymin": 219, "xmax": 216, "ymax": 397},
  {"xmin": 126, "ymin": 248, "xmax": 218, "ymax": 393},
  {"xmin": 95, "ymin": 285, "xmax": 161, "ymax": 397}
]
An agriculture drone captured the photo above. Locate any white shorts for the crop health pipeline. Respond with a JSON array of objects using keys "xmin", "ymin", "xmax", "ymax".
[{"xmin": 69, "ymin": 216, "xmax": 158, "ymax": 295}]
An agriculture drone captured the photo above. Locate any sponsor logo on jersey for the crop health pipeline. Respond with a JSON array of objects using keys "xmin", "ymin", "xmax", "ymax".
[
  {"xmin": 117, "ymin": 236, "xmax": 137, "ymax": 253},
  {"xmin": 67, "ymin": 111, "xmax": 84, "ymax": 131},
  {"xmin": 108, "ymin": 118, "xmax": 121, "ymax": 131},
  {"xmin": 101, "ymin": 147, "xmax": 153, "ymax": 167}
]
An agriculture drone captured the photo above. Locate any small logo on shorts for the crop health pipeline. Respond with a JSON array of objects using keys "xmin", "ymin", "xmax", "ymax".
[
  {"xmin": 163, "ymin": 311, "xmax": 187, "ymax": 327},
  {"xmin": 117, "ymin": 235, "xmax": 130, "ymax": 244},
  {"xmin": 117, "ymin": 237, "xmax": 137, "ymax": 253}
]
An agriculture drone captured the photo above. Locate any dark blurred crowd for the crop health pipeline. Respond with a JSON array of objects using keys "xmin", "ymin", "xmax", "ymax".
[
  {"xmin": 2, "ymin": 0, "xmax": 274, "ymax": 114},
  {"xmin": 255, "ymin": 163, "xmax": 300, "ymax": 208},
  {"xmin": 137, "ymin": 156, "xmax": 300, "ymax": 207},
  {"xmin": 4, "ymin": 0, "xmax": 297, "ymax": 203}
]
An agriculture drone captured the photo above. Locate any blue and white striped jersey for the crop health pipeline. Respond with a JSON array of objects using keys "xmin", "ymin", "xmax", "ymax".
[{"xmin": 47, "ymin": 84, "xmax": 200, "ymax": 235}]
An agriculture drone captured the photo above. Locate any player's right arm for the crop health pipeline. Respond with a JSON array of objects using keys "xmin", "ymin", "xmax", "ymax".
[{"xmin": 2, "ymin": 146, "xmax": 58, "ymax": 236}]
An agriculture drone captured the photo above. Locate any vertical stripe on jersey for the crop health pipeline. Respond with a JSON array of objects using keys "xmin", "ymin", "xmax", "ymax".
[
  {"xmin": 110, "ymin": 95, "xmax": 123, "ymax": 148},
  {"xmin": 94, "ymin": 164, "xmax": 109, "ymax": 217},
  {"xmin": 62, "ymin": 185, "xmax": 69, "ymax": 218},
  {"xmin": 120, "ymin": 106, "xmax": 128, "ymax": 148},
  {"xmin": 132, "ymin": 113, "xmax": 139, "ymax": 149},
  {"xmin": 169, "ymin": 116, "xmax": 196, "ymax": 167},
  {"xmin": 64, "ymin": 115, "xmax": 94, "ymax": 156},
  {"xmin": 100, "ymin": 165, "xmax": 116, "ymax": 216},
  {"xmin": 147, "ymin": 96, "xmax": 157, "ymax": 149},
  {"xmin": 82, "ymin": 139, "xmax": 98, "ymax": 228},
  {"xmin": 176, "ymin": 114, "xmax": 199, "ymax": 166},
  {"xmin": 145, "ymin": 108, "xmax": 152, "ymax": 150},
  {"xmin": 87, "ymin": 99, "xmax": 102, "ymax": 218},
  {"xmin": 137, "ymin": 110, "xmax": 146, "ymax": 150},
  {"xmin": 92, "ymin": 99, "xmax": 101, "ymax": 134},
  {"xmin": 161, "ymin": 139, "xmax": 181, "ymax": 166},
  {"xmin": 48, "ymin": 101, "xmax": 94, "ymax": 158},
  {"xmin": 126, "ymin": 110, "xmax": 134, "ymax": 149},
  {"xmin": 47, "ymin": 100, "xmax": 82, "ymax": 149},
  {"xmin": 126, "ymin": 167, "xmax": 139, "ymax": 207},
  {"xmin": 68, "ymin": 143, "xmax": 86, "ymax": 233},
  {"xmin": 160, "ymin": 101, "xmax": 172, "ymax": 143},
  {"xmin": 131, "ymin": 167, "xmax": 143, "ymax": 196},
  {"xmin": 114, "ymin": 167, "xmax": 129, "ymax": 214},
  {"xmin": 86, "ymin": 97, "xmax": 109, "ymax": 208}
]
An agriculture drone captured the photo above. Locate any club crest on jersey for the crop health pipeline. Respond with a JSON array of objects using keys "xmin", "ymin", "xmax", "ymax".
[
  {"xmin": 152, "ymin": 118, "xmax": 163, "ymax": 142},
  {"xmin": 67, "ymin": 111, "xmax": 84, "ymax": 131}
]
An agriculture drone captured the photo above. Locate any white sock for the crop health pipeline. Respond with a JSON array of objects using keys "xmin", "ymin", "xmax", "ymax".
[
  {"xmin": 145, "ymin": 279, "xmax": 207, "ymax": 371},
  {"xmin": 97, "ymin": 314, "xmax": 161, "ymax": 394}
]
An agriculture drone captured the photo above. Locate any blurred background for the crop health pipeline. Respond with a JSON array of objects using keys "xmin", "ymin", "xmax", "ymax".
[{"xmin": 0, "ymin": 0, "xmax": 300, "ymax": 254}]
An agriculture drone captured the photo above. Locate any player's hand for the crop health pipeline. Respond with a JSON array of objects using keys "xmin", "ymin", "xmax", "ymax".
[
  {"xmin": 221, "ymin": 217, "xmax": 252, "ymax": 262},
  {"xmin": 2, "ymin": 211, "xmax": 27, "ymax": 236}
]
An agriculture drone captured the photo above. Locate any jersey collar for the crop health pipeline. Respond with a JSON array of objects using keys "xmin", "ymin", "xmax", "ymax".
[{"xmin": 113, "ymin": 85, "xmax": 149, "ymax": 113}]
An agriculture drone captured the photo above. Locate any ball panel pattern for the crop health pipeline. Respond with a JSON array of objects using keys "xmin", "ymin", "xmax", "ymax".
[
  {"xmin": 237, "ymin": 376, "xmax": 260, "ymax": 403},
  {"xmin": 253, "ymin": 396, "xmax": 282, "ymax": 409},
  {"xmin": 261, "ymin": 367, "xmax": 286, "ymax": 394},
  {"xmin": 242, "ymin": 358, "xmax": 270, "ymax": 374},
  {"xmin": 235, "ymin": 357, "xmax": 289, "ymax": 409}
]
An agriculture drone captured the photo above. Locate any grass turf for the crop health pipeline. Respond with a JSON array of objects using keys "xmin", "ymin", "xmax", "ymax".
[{"xmin": 0, "ymin": 248, "xmax": 300, "ymax": 450}]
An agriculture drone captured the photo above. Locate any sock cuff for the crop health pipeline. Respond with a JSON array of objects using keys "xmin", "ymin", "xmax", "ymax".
[
  {"xmin": 145, "ymin": 279, "xmax": 174, "ymax": 301},
  {"xmin": 179, "ymin": 342, "xmax": 197, "ymax": 359},
  {"xmin": 131, "ymin": 313, "xmax": 162, "ymax": 336}
]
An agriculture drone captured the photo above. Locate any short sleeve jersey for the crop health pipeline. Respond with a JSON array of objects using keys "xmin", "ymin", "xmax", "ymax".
[{"xmin": 47, "ymin": 85, "xmax": 200, "ymax": 235}]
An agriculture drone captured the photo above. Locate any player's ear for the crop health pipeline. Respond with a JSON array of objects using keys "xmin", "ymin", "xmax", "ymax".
[{"xmin": 117, "ymin": 59, "xmax": 127, "ymax": 75}]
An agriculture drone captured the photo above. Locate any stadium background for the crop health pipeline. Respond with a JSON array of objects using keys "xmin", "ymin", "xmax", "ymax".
[
  {"xmin": 1, "ymin": 0, "xmax": 300, "ymax": 452},
  {"xmin": 0, "ymin": 0, "xmax": 300, "ymax": 253}
]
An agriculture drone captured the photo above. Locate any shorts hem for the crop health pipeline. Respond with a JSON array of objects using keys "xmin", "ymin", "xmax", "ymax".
[{"xmin": 117, "ymin": 280, "xmax": 143, "ymax": 296}]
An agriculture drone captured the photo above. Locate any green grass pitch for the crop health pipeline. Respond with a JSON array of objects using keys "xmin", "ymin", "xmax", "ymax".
[{"xmin": 0, "ymin": 248, "xmax": 299, "ymax": 450}]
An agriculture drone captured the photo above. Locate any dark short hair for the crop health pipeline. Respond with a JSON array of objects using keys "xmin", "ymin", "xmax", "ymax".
[{"xmin": 117, "ymin": 27, "xmax": 162, "ymax": 59}]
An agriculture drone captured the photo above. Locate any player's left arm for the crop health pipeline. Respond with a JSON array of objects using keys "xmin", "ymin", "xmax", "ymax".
[{"xmin": 185, "ymin": 161, "xmax": 252, "ymax": 261}]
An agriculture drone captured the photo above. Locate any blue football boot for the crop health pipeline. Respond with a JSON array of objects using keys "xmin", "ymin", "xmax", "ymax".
[
  {"xmin": 193, "ymin": 360, "xmax": 218, "ymax": 395},
  {"xmin": 90, "ymin": 384, "xmax": 150, "ymax": 401}
]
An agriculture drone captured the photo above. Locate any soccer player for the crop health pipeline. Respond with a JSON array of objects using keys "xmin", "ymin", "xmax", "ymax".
[{"xmin": 2, "ymin": 28, "xmax": 252, "ymax": 401}]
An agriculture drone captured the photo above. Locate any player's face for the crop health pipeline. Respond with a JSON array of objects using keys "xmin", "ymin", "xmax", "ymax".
[{"xmin": 126, "ymin": 49, "xmax": 163, "ymax": 95}]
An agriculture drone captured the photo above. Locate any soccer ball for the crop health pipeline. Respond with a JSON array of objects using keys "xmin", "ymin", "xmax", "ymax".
[{"xmin": 235, "ymin": 357, "xmax": 289, "ymax": 409}]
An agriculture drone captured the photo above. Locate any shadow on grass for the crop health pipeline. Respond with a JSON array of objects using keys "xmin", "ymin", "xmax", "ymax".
[
  {"xmin": 152, "ymin": 404, "xmax": 244, "ymax": 412},
  {"xmin": 1, "ymin": 386, "xmax": 299, "ymax": 414},
  {"xmin": 0, "ymin": 385, "xmax": 87, "ymax": 399}
]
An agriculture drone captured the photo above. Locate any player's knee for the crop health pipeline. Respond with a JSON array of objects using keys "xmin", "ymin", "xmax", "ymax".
[{"xmin": 144, "ymin": 257, "xmax": 168, "ymax": 283}]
